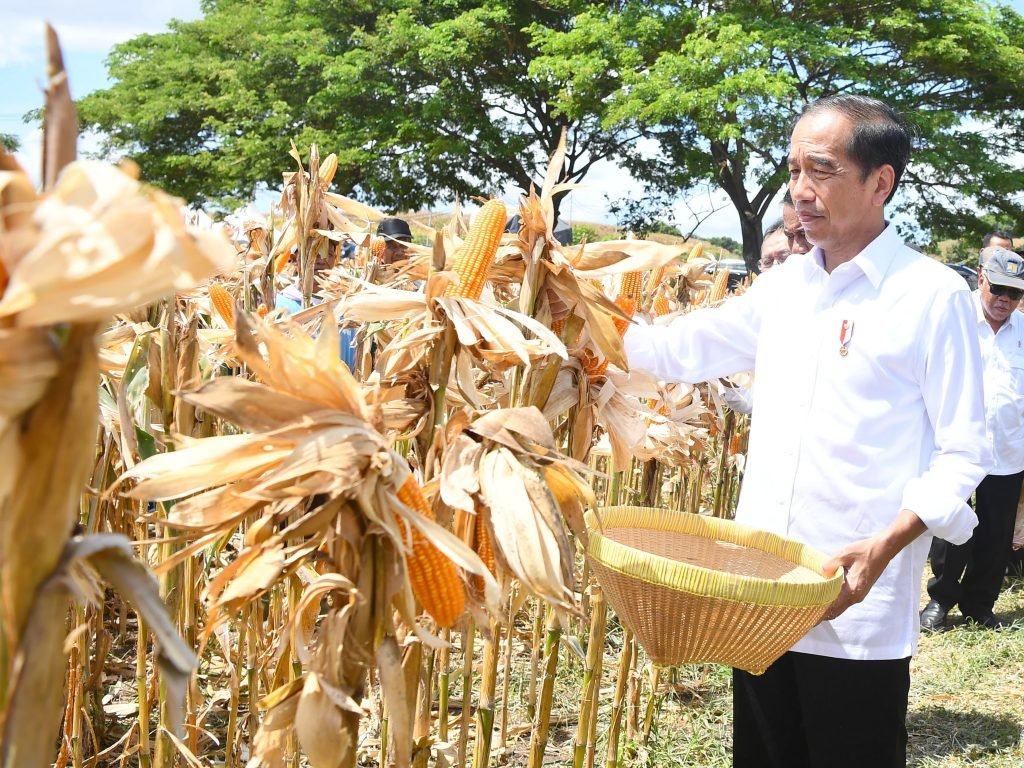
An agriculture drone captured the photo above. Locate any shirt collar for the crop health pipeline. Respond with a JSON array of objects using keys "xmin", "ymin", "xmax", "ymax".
[{"xmin": 807, "ymin": 222, "xmax": 902, "ymax": 289}]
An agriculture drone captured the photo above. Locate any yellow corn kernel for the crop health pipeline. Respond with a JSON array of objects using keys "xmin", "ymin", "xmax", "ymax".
[
  {"xmin": 618, "ymin": 270, "xmax": 643, "ymax": 302},
  {"xmin": 445, "ymin": 199, "xmax": 506, "ymax": 299},
  {"xmin": 551, "ymin": 317, "xmax": 565, "ymax": 338},
  {"xmin": 709, "ymin": 269, "xmax": 729, "ymax": 303},
  {"xmin": 256, "ymin": 304, "xmax": 269, "ymax": 318},
  {"xmin": 208, "ymin": 283, "xmax": 236, "ymax": 328},
  {"xmin": 687, "ymin": 241, "xmax": 706, "ymax": 262},
  {"xmin": 396, "ymin": 475, "xmax": 465, "ymax": 628},
  {"xmin": 653, "ymin": 295, "xmax": 672, "ymax": 316}
]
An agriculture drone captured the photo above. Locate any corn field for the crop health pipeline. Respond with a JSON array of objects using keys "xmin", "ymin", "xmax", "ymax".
[{"xmin": 0, "ymin": 31, "xmax": 751, "ymax": 768}]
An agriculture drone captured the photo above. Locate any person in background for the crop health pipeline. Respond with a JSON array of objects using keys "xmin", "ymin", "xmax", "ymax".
[
  {"xmin": 982, "ymin": 230, "xmax": 1015, "ymax": 253},
  {"xmin": 921, "ymin": 246, "xmax": 1024, "ymax": 631},
  {"xmin": 625, "ymin": 94, "xmax": 990, "ymax": 767},
  {"xmin": 376, "ymin": 217, "xmax": 414, "ymax": 266},
  {"xmin": 758, "ymin": 218, "xmax": 791, "ymax": 272},
  {"xmin": 781, "ymin": 189, "xmax": 812, "ymax": 256}
]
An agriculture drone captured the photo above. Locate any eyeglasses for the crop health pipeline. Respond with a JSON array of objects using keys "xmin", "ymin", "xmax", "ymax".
[
  {"xmin": 988, "ymin": 283, "xmax": 1024, "ymax": 301},
  {"xmin": 759, "ymin": 253, "xmax": 789, "ymax": 270}
]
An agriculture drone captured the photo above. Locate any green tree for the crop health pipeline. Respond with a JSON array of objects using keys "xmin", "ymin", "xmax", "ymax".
[
  {"xmin": 531, "ymin": 0, "xmax": 1024, "ymax": 268},
  {"xmin": 78, "ymin": 0, "xmax": 648, "ymax": 212},
  {"xmin": 0, "ymin": 133, "xmax": 18, "ymax": 152}
]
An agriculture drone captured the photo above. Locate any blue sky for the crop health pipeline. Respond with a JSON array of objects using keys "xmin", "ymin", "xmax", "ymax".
[{"xmin": 3, "ymin": 1, "xmax": 1023, "ymax": 236}]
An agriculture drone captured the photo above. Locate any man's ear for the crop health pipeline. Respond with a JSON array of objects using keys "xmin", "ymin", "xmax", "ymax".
[{"xmin": 872, "ymin": 165, "xmax": 896, "ymax": 206}]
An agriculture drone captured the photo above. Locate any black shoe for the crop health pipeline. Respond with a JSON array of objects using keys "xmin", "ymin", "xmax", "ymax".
[
  {"xmin": 920, "ymin": 600, "xmax": 949, "ymax": 631},
  {"xmin": 962, "ymin": 612, "xmax": 1005, "ymax": 630}
]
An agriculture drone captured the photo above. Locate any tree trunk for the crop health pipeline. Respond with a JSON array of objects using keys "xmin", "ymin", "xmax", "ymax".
[{"xmin": 738, "ymin": 209, "xmax": 764, "ymax": 273}]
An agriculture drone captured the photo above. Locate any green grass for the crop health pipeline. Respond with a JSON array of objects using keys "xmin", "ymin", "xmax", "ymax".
[{"xmin": 492, "ymin": 575, "xmax": 1024, "ymax": 767}]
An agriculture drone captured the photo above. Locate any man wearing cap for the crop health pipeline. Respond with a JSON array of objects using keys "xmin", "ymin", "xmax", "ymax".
[
  {"xmin": 375, "ymin": 217, "xmax": 413, "ymax": 266},
  {"xmin": 921, "ymin": 246, "xmax": 1024, "ymax": 630}
]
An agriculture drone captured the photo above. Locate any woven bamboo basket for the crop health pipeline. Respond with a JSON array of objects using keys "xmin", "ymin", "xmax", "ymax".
[{"xmin": 586, "ymin": 506, "xmax": 844, "ymax": 674}]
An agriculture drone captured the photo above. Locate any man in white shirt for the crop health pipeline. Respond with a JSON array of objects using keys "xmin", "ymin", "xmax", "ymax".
[
  {"xmin": 922, "ymin": 246, "xmax": 1024, "ymax": 630},
  {"xmin": 625, "ymin": 95, "xmax": 990, "ymax": 767}
]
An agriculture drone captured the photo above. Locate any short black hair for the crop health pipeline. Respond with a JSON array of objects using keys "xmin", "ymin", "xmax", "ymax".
[
  {"xmin": 798, "ymin": 95, "xmax": 912, "ymax": 205},
  {"xmin": 764, "ymin": 217, "xmax": 785, "ymax": 237},
  {"xmin": 982, "ymin": 230, "xmax": 1014, "ymax": 247}
]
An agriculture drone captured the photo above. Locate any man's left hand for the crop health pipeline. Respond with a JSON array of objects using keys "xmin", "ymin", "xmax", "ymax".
[{"xmin": 819, "ymin": 509, "xmax": 928, "ymax": 622}]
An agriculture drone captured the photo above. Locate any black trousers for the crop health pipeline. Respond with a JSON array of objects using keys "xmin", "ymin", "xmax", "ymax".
[
  {"xmin": 733, "ymin": 652, "xmax": 910, "ymax": 768},
  {"xmin": 927, "ymin": 470, "xmax": 1024, "ymax": 617}
]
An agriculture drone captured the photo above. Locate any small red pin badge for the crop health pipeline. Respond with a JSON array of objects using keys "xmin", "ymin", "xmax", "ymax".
[{"xmin": 839, "ymin": 319, "xmax": 854, "ymax": 356}]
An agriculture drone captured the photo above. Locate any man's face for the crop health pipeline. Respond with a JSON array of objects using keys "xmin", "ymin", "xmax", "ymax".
[
  {"xmin": 788, "ymin": 111, "xmax": 892, "ymax": 258},
  {"xmin": 759, "ymin": 230, "xmax": 790, "ymax": 271},
  {"xmin": 782, "ymin": 204, "xmax": 811, "ymax": 255},
  {"xmin": 380, "ymin": 240, "xmax": 409, "ymax": 266},
  {"xmin": 979, "ymin": 270, "xmax": 1022, "ymax": 328}
]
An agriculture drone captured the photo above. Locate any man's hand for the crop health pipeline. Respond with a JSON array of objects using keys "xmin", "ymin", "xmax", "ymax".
[{"xmin": 819, "ymin": 509, "xmax": 928, "ymax": 622}]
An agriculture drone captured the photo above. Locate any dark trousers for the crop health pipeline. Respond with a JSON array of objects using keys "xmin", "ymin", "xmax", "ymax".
[
  {"xmin": 928, "ymin": 470, "xmax": 1024, "ymax": 617},
  {"xmin": 733, "ymin": 652, "xmax": 910, "ymax": 768}
]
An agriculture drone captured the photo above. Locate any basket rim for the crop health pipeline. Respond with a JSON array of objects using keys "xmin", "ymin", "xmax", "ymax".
[{"xmin": 585, "ymin": 505, "xmax": 843, "ymax": 608}]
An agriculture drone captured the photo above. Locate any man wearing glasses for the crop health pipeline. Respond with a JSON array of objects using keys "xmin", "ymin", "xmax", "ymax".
[
  {"xmin": 922, "ymin": 246, "xmax": 1024, "ymax": 630},
  {"xmin": 758, "ymin": 219, "xmax": 791, "ymax": 272},
  {"xmin": 781, "ymin": 189, "xmax": 812, "ymax": 256}
]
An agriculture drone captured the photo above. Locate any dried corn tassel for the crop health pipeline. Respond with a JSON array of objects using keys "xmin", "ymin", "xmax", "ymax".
[
  {"xmin": 396, "ymin": 475, "xmax": 466, "ymax": 628},
  {"xmin": 445, "ymin": 199, "xmax": 506, "ymax": 299},
  {"xmin": 709, "ymin": 269, "xmax": 729, "ymax": 303},
  {"xmin": 208, "ymin": 282, "xmax": 236, "ymax": 328}
]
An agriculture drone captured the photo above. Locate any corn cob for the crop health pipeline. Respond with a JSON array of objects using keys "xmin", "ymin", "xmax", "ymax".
[
  {"xmin": 273, "ymin": 250, "xmax": 291, "ymax": 274},
  {"xmin": 709, "ymin": 269, "xmax": 729, "ymax": 303},
  {"xmin": 208, "ymin": 282, "xmax": 236, "ymax": 328},
  {"xmin": 653, "ymin": 295, "xmax": 672, "ymax": 316},
  {"xmin": 248, "ymin": 228, "xmax": 268, "ymax": 258},
  {"xmin": 318, "ymin": 153, "xmax": 338, "ymax": 187},
  {"xmin": 551, "ymin": 317, "xmax": 565, "ymax": 338},
  {"xmin": 646, "ymin": 265, "xmax": 666, "ymax": 295},
  {"xmin": 396, "ymin": 475, "xmax": 465, "ymax": 628},
  {"xmin": 692, "ymin": 289, "xmax": 707, "ymax": 306},
  {"xmin": 583, "ymin": 296, "xmax": 636, "ymax": 377},
  {"xmin": 371, "ymin": 237, "xmax": 386, "ymax": 260},
  {"xmin": 256, "ymin": 304, "xmax": 269, "ymax": 318},
  {"xmin": 445, "ymin": 199, "xmax": 506, "ymax": 299},
  {"xmin": 472, "ymin": 506, "xmax": 496, "ymax": 595},
  {"xmin": 618, "ymin": 271, "xmax": 643, "ymax": 303},
  {"xmin": 687, "ymin": 241, "xmax": 706, "ymax": 262}
]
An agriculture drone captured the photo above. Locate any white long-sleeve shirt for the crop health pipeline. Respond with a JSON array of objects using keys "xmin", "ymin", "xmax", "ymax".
[
  {"xmin": 625, "ymin": 224, "xmax": 992, "ymax": 661},
  {"xmin": 974, "ymin": 291, "xmax": 1024, "ymax": 476}
]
